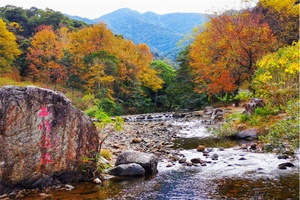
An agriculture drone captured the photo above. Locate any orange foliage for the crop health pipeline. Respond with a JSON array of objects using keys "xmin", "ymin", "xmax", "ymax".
[
  {"xmin": 26, "ymin": 25, "xmax": 67, "ymax": 84},
  {"xmin": 190, "ymin": 10, "xmax": 276, "ymax": 95}
]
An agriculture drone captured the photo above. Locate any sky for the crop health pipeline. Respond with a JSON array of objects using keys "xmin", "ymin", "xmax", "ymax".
[{"xmin": 0, "ymin": 0, "xmax": 258, "ymax": 19}]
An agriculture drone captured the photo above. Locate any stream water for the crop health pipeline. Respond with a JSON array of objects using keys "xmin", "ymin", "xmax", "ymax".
[{"xmin": 23, "ymin": 119, "xmax": 299, "ymax": 199}]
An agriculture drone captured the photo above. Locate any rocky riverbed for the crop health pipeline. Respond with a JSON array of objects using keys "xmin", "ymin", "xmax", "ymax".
[
  {"xmin": 3, "ymin": 106, "xmax": 298, "ymax": 199},
  {"xmin": 103, "ymin": 106, "xmax": 298, "ymax": 172},
  {"xmin": 103, "ymin": 107, "xmax": 223, "ymax": 165}
]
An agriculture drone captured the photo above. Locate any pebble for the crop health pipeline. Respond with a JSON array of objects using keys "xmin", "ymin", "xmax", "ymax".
[{"xmin": 93, "ymin": 178, "xmax": 102, "ymax": 184}]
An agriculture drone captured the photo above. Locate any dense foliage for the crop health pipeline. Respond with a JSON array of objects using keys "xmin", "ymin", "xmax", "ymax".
[{"xmin": 0, "ymin": 0, "xmax": 298, "ymax": 151}]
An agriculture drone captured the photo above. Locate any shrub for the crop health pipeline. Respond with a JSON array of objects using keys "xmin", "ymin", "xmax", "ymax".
[
  {"xmin": 100, "ymin": 149, "xmax": 112, "ymax": 160},
  {"xmin": 214, "ymin": 122, "xmax": 239, "ymax": 138},
  {"xmin": 234, "ymin": 90, "xmax": 253, "ymax": 102},
  {"xmin": 259, "ymin": 100, "xmax": 299, "ymax": 153}
]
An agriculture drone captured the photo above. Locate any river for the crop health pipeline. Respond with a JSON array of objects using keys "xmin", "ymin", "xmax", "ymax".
[{"xmin": 21, "ymin": 117, "xmax": 299, "ymax": 199}]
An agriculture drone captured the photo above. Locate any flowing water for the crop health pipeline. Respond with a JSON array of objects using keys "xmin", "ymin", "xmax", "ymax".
[{"xmin": 23, "ymin": 119, "xmax": 299, "ymax": 199}]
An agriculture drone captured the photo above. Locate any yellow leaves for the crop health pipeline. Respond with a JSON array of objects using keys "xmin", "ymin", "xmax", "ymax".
[
  {"xmin": 260, "ymin": 0, "xmax": 299, "ymax": 16},
  {"xmin": 10, "ymin": 22, "xmax": 23, "ymax": 32},
  {"xmin": 285, "ymin": 63, "xmax": 300, "ymax": 74},
  {"xmin": 253, "ymin": 41, "xmax": 299, "ymax": 93},
  {"xmin": 0, "ymin": 18, "xmax": 21, "ymax": 72}
]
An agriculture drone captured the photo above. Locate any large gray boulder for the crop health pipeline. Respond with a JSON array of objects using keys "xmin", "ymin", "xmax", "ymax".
[
  {"xmin": 236, "ymin": 128, "xmax": 258, "ymax": 140},
  {"xmin": 109, "ymin": 163, "xmax": 145, "ymax": 176},
  {"xmin": 0, "ymin": 86, "xmax": 99, "ymax": 194},
  {"xmin": 115, "ymin": 150, "xmax": 159, "ymax": 175}
]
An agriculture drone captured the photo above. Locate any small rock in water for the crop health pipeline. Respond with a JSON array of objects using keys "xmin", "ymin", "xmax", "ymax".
[
  {"xmin": 93, "ymin": 178, "xmax": 102, "ymax": 184},
  {"xmin": 278, "ymin": 162, "xmax": 295, "ymax": 169},
  {"xmin": 250, "ymin": 143, "xmax": 257, "ymax": 150},
  {"xmin": 166, "ymin": 163, "xmax": 173, "ymax": 167},
  {"xmin": 219, "ymin": 147, "xmax": 225, "ymax": 151},
  {"xmin": 277, "ymin": 154, "xmax": 289, "ymax": 159},
  {"xmin": 203, "ymin": 152, "xmax": 210, "ymax": 157},
  {"xmin": 278, "ymin": 165, "xmax": 287, "ymax": 170},
  {"xmin": 197, "ymin": 145, "xmax": 205, "ymax": 152},
  {"xmin": 191, "ymin": 158, "xmax": 201, "ymax": 164},
  {"xmin": 211, "ymin": 153, "xmax": 218, "ymax": 160},
  {"xmin": 179, "ymin": 158, "xmax": 187, "ymax": 163},
  {"xmin": 241, "ymin": 144, "xmax": 247, "ymax": 149}
]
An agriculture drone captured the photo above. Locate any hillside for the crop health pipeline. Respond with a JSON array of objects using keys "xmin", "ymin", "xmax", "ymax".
[{"xmin": 67, "ymin": 8, "xmax": 209, "ymax": 61}]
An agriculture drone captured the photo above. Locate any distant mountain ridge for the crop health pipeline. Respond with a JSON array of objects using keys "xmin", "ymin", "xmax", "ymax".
[{"xmin": 66, "ymin": 8, "xmax": 209, "ymax": 60}]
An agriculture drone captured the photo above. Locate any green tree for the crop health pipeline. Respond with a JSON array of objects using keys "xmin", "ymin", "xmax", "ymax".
[
  {"xmin": 174, "ymin": 46, "xmax": 208, "ymax": 110},
  {"xmin": 150, "ymin": 60, "xmax": 176, "ymax": 110}
]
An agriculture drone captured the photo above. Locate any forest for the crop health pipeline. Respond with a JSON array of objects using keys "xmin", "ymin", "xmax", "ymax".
[{"xmin": 0, "ymin": 0, "xmax": 299, "ymax": 151}]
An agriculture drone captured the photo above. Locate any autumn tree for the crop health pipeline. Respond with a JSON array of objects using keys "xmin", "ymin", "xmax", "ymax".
[
  {"xmin": 189, "ymin": 9, "xmax": 276, "ymax": 98},
  {"xmin": 0, "ymin": 18, "xmax": 21, "ymax": 73},
  {"xmin": 26, "ymin": 25, "xmax": 66, "ymax": 85},
  {"xmin": 67, "ymin": 22, "xmax": 117, "ymax": 94},
  {"xmin": 255, "ymin": 0, "xmax": 299, "ymax": 47},
  {"xmin": 252, "ymin": 41, "xmax": 299, "ymax": 107},
  {"xmin": 67, "ymin": 23, "xmax": 163, "ymax": 113},
  {"xmin": 83, "ymin": 50, "xmax": 118, "ymax": 98}
]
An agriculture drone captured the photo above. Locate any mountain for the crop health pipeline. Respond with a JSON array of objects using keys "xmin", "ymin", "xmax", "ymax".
[{"xmin": 67, "ymin": 8, "xmax": 209, "ymax": 61}]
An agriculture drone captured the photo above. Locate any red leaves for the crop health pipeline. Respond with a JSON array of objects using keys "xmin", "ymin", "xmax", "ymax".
[{"xmin": 190, "ymin": 10, "xmax": 276, "ymax": 95}]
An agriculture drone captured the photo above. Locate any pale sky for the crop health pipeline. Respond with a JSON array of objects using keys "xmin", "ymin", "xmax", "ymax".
[{"xmin": 0, "ymin": 0, "xmax": 258, "ymax": 19}]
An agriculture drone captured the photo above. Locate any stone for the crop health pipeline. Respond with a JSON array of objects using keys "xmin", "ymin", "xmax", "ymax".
[
  {"xmin": 211, "ymin": 153, "xmax": 218, "ymax": 160},
  {"xmin": 178, "ymin": 158, "xmax": 186, "ymax": 164},
  {"xmin": 243, "ymin": 98, "xmax": 265, "ymax": 115},
  {"xmin": 196, "ymin": 145, "xmax": 205, "ymax": 152},
  {"xmin": 115, "ymin": 150, "xmax": 159, "ymax": 175},
  {"xmin": 278, "ymin": 162, "xmax": 295, "ymax": 169},
  {"xmin": 236, "ymin": 128, "xmax": 258, "ymax": 140},
  {"xmin": 250, "ymin": 143, "xmax": 257, "ymax": 150},
  {"xmin": 132, "ymin": 138, "xmax": 142, "ymax": 143},
  {"xmin": 109, "ymin": 163, "xmax": 145, "ymax": 176},
  {"xmin": 166, "ymin": 163, "xmax": 173, "ymax": 167},
  {"xmin": 0, "ymin": 86, "xmax": 99, "ymax": 194},
  {"xmin": 203, "ymin": 152, "xmax": 210, "ymax": 157},
  {"xmin": 93, "ymin": 178, "xmax": 102, "ymax": 184},
  {"xmin": 191, "ymin": 158, "xmax": 201, "ymax": 164},
  {"xmin": 278, "ymin": 154, "xmax": 289, "ymax": 159}
]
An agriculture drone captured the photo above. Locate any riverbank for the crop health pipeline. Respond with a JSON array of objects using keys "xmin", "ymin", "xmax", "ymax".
[{"xmin": 102, "ymin": 105, "xmax": 266, "ymax": 166}]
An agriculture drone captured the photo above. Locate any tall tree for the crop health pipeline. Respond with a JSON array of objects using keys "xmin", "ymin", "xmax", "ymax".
[
  {"xmin": 256, "ymin": 0, "xmax": 299, "ymax": 47},
  {"xmin": 0, "ymin": 18, "xmax": 21, "ymax": 73},
  {"xmin": 252, "ymin": 41, "xmax": 299, "ymax": 106},
  {"xmin": 189, "ymin": 10, "xmax": 276, "ymax": 96},
  {"xmin": 26, "ymin": 25, "xmax": 66, "ymax": 85}
]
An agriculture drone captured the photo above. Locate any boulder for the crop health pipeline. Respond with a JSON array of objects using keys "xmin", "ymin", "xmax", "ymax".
[
  {"xmin": 0, "ymin": 86, "xmax": 99, "ymax": 194},
  {"xmin": 109, "ymin": 163, "xmax": 145, "ymax": 176},
  {"xmin": 236, "ymin": 128, "xmax": 258, "ymax": 140},
  {"xmin": 115, "ymin": 150, "xmax": 158, "ymax": 175}
]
